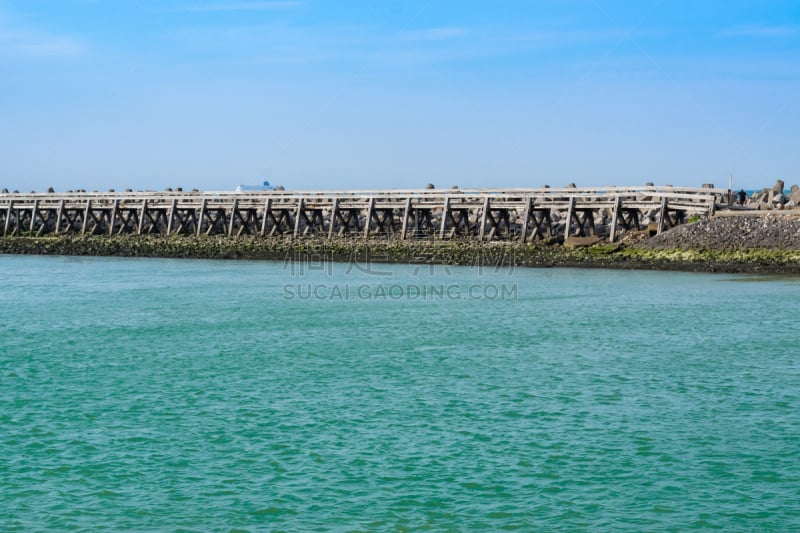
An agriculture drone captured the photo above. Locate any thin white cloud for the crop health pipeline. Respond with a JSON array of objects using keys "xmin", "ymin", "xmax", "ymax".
[
  {"xmin": 511, "ymin": 28, "xmax": 661, "ymax": 45},
  {"xmin": 720, "ymin": 25, "xmax": 799, "ymax": 38},
  {"xmin": 0, "ymin": 27, "xmax": 87, "ymax": 58},
  {"xmin": 398, "ymin": 27, "xmax": 467, "ymax": 42},
  {"xmin": 170, "ymin": 1, "xmax": 303, "ymax": 12},
  {"xmin": 0, "ymin": 6, "xmax": 87, "ymax": 58}
]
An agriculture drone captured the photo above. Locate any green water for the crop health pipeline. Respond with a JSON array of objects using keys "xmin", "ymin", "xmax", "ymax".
[{"xmin": 1, "ymin": 255, "xmax": 799, "ymax": 531}]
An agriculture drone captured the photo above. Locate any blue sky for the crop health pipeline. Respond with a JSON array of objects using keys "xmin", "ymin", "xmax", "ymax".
[{"xmin": 1, "ymin": 0, "xmax": 798, "ymax": 191}]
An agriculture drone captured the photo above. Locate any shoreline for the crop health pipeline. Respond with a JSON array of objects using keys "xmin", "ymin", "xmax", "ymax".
[{"xmin": 2, "ymin": 235, "xmax": 800, "ymax": 274}]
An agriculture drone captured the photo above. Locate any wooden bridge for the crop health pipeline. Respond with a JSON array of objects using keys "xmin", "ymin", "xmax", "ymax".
[{"xmin": 0, "ymin": 186, "xmax": 725, "ymax": 243}]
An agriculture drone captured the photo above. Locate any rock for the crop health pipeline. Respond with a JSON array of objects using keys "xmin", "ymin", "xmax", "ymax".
[
  {"xmin": 790, "ymin": 189, "xmax": 800, "ymax": 205},
  {"xmin": 564, "ymin": 236, "xmax": 602, "ymax": 247},
  {"xmin": 772, "ymin": 179, "xmax": 785, "ymax": 194}
]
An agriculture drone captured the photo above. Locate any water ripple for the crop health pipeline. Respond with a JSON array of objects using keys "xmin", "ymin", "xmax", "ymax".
[{"xmin": 1, "ymin": 256, "xmax": 799, "ymax": 530}]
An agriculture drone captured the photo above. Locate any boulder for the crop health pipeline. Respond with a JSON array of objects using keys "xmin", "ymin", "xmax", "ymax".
[
  {"xmin": 772, "ymin": 179, "xmax": 785, "ymax": 194},
  {"xmin": 564, "ymin": 236, "xmax": 602, "ymax": 248}
]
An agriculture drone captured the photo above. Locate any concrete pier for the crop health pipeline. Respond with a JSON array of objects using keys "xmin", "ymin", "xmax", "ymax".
[{"xmin": 0, "ymin": 187, "xmax": 724, "ymax": 242}]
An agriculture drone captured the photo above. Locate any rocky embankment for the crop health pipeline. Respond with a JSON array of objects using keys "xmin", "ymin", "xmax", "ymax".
[
  {"xmin": 2, "ymin": 214, "xmax": 800, "ymax": 274},
  {"xmin": 636, "ymin": 212, "xmax": 800, "ymax": 251}
]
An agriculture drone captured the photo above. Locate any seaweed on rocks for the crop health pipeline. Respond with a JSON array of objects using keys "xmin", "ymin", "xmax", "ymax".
[{"xmin": 2, "ymin": 226, "xmax": 800, "ymax": 274}]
